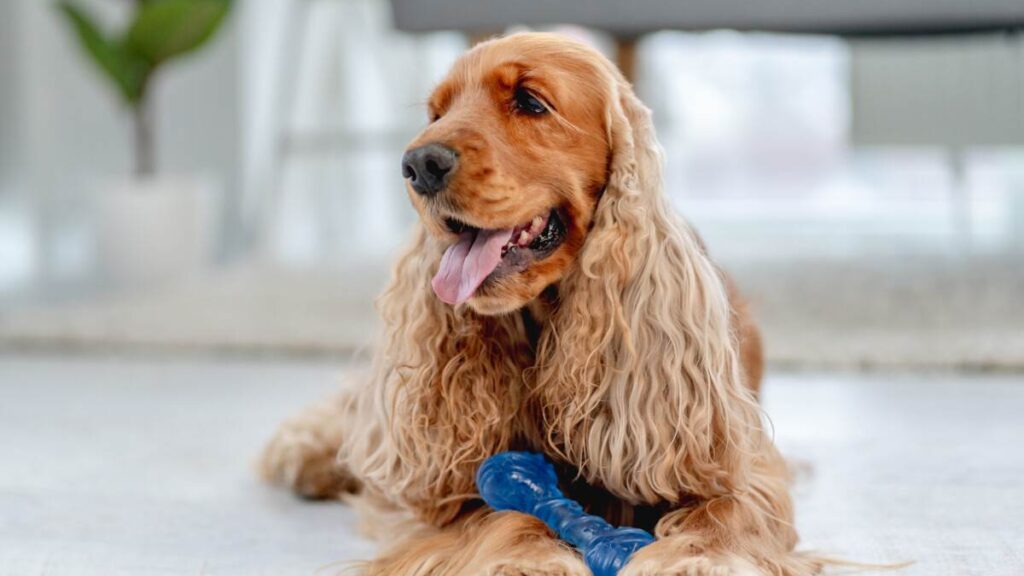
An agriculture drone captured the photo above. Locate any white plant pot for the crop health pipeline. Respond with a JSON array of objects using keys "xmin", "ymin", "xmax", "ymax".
[{"xmin": 96, "ymin": 175, "xmax": 218, "ymax": 287}]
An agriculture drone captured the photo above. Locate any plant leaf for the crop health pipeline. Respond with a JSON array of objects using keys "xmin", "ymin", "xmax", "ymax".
[
  {"xmin": 57, "ymin": 2, "xmax": 148, "ymax": 103},
  {"xmin": 126, "ymin": 0, "xmax": 231, "ymax": 66}
]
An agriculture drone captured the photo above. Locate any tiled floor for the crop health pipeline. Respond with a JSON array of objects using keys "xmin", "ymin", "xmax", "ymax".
[{"xmin": 0, "ymin": 356, "xmax": 1020, "ymax": 575}]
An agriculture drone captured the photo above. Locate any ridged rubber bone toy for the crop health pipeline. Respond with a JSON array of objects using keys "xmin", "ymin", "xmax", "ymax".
[{"xmin": 476, "ymin": 451, "xmax": 656, "ymax": 576}]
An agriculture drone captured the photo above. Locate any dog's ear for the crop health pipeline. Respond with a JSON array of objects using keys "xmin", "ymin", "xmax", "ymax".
[
  {"xmin": 346, "ymin": 225, "xmax": 524, "ymax": 525},
  {"xmin": 535, "ymin": 72, "xmax": 766, "ymax": 504}
]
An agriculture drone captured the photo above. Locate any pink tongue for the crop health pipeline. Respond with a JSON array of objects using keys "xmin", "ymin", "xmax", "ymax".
[{"xmin": 432, "ymin": 227, "xmax": 514, "ymax": 305}]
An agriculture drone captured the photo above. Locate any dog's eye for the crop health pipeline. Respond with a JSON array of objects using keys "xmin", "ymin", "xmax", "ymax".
[{"xmin": 513, "ymin": 88, "xmax": 547, "ymax": 115}]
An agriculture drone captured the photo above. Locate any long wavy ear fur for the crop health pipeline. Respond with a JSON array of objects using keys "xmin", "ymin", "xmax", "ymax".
[
  {"xmin": 341, "ymin": 226, "xmax": 529, "ymax": 525},
  {"xmin": 534, "ymin": 64, "xmax": 767, "ymax": 505}
]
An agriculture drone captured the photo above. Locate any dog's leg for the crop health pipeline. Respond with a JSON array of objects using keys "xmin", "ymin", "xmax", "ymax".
[
  {"xmin": 619, "ymin": 460, "xmax": 821, "ymax": 576},
  {"xmin": 620, "ymin": 509, "xmax": 821, "ymax": 576},
  {"xmin": 361, "ymin": 509, "xmax": 588, "ymax": 576},
  {"xmin": 259, "ymin": 386, "xmax": 361, "ymax": 499}
]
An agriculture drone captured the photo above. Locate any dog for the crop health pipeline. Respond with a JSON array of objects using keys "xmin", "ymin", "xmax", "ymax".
[{"xmin": 261, "ymin": 32, "xmax": 820, "ymax": 576}]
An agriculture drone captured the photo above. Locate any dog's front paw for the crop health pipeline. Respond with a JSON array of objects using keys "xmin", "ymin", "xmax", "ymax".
[
  {"xmin": 621, "ymin": 541, "xmax": 763, "ymax": 576},
  {"xmin": 259, "ymin": 415, "xmax": 359, "ymax": 499},
  {"xmin": 484, "ymin": 558, "xmax": 589, "ymax": 576}
]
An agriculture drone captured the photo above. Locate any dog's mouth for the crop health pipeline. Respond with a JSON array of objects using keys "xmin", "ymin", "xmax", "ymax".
[{"xmin": 431, "ymin": 209, "xmax": 566, "ymax": 305}]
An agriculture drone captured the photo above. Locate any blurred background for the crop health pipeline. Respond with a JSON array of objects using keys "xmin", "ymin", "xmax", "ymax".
[{"xmin": 0, "ymin": 0, "xmax": 1022, "ymax": 369}]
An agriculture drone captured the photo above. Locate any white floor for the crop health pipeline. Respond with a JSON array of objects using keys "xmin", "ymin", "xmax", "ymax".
[{"xmin": 0, "ymin": 356, "xmax": 1021, "ymax": 575}]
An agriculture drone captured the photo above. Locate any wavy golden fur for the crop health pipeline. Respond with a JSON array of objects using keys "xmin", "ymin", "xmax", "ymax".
[{"xmin": 261, "ymin": 32, "xmax": 820, "ymax": 575}]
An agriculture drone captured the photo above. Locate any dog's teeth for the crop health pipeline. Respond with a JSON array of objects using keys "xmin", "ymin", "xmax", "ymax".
[
  {"xmin": 530, "ymin": 217, "xmax": 545, "ymax": 234},
  {"xmin": 518, "ymin": 231, "xmax": 530, "ymax": 245}
]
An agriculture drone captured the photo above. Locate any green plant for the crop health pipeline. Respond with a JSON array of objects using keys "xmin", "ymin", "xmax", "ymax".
[{"xmin": 58, "ymin": 0, "xmax": 231, "ymax": 177}]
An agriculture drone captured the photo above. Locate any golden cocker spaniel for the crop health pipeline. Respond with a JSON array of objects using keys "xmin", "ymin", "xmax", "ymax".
[{"xmin": 262, "ymin": 32, "xmax": 821, "ymax": 576}]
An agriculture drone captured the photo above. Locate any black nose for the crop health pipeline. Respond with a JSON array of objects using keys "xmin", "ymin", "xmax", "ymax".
[{"xmin": 401, "ymin": 143, "xmax": 457, "ymax": 196}]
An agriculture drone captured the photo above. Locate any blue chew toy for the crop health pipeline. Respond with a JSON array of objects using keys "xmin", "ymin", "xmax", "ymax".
[{"xmin": 476, "ymin": 451, "xmax": 655, "ymax": 576}]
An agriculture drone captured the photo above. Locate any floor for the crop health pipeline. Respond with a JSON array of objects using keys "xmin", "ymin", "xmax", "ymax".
[{"xmin": 0, "ymin": 356, "xmax": 1021, "ymax": 575}]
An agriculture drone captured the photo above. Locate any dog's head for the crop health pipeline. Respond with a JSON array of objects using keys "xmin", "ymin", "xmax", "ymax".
[{"xmin": 401, "ymin": 33, "xmax": 617, "ymax": 315}]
